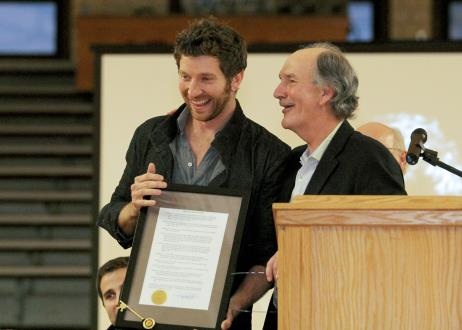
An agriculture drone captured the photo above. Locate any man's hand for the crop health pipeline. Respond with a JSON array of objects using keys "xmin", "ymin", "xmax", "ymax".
[
  {"xmin": 266, "ymin": 252, "xmax": 278, "ymax": 283},
  {"xmin": 220, "ymin": 299, "xmax": 240, "ymax": 330},
  {"xmin": 118, "ymin": 163, "xmax": 167, "ymax": 236},
  {"xmin": 130, "ymin": 162, "xmax": 167, "ymax": 210},
  {"xmin": 221, "ymin": 265, "xmax": 271, "ymax": 329}
]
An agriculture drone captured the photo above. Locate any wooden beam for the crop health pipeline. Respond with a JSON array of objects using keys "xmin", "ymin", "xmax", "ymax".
[{"xmin": 76, "ymin": 15, "xmax": 348, "ymax": 91}]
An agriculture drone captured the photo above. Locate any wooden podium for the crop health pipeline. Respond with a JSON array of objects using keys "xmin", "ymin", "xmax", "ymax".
[{"xmin": 273, "ymin": 196, "xmax": 462, "ymax": 329}]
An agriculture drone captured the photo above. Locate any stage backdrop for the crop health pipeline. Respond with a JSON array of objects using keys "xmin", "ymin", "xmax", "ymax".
[{"xmin": 96, "ymin": 48, "xmax": 462, "ymax": 329}]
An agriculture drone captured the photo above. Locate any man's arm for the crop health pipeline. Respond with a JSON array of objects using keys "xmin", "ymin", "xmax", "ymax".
[
  {"xmin": 220, "ymin": 138, "xmax": 290, "ymax": 329},
  {"xmin": 97, "ymin": 161, "xmax": 167, "ymax": 248},
  {"xmin": 117, "ymin": 163, "xmax": 167, "ymax": 236},
  {"xmin": 221, "ymin": 265, "xmax": 271, "ymax": 330}
]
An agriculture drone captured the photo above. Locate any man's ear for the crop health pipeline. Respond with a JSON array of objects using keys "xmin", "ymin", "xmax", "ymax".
[
  {"xmin": 231, "ymin": 70, "xmax": 244, "ymax": 92},
  {"xmin": 319, "ymin": 86, "xmax": 334, "ymax": 105},
  {"xmin": 399, "ymin": 150, "xmax": 408, "ymax": 174}
]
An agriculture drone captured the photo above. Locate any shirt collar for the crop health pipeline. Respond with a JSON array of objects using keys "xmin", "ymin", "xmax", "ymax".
[
  {"xmin": 175, "ymin": 105, "xmax": 230, "ymax": 136},
  {"xmin": 176, "ymin": 106, "xmax": 190, "ymax": 134},
  {"xmin": 301, "ymin": 120, "xmax": 343, "ymax": 163}
]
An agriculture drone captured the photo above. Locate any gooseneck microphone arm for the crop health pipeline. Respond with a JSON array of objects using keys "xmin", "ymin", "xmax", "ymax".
[
  {"xmin": 406, "ymin": 128, "xmax": 462, "ymax": 178},
  {"xmin": 421, "ymin": 146, "xmax": 462, "ymax": 177}
]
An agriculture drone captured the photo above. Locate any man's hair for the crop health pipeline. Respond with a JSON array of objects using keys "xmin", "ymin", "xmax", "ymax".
[
  {"xmin": 305, "ymin": 42, "xmax": 359, "ymax": 119},
  {"xmin": 96, "ymin": 256, "xmax": 129, "ymax": 300},
  {"xmin": 173, "ymin": 17, "xmax": 247, "ymax": 80}
]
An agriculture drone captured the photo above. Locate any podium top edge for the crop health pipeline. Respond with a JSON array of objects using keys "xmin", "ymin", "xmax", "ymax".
[{"xmin": 273, "ymin": 195, "xmax": 462, "ymax": 210}]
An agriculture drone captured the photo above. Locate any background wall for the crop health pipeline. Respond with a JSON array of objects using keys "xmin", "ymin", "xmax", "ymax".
[
  {"xmin": 389, "ymin": 0, "xmax": 433, "ymax": 39},
  {"xmin": 97, "ymin": 50, "xmax": 462, "ymax": 329},
  {"xmin": 69, "ymin": 0, "xmax": 443, "ymax": 63}
]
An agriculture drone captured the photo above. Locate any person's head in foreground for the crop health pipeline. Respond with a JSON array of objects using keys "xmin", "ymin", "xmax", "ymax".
[{"xmin": 97, "ymin": 256, "xmax": 129, "ymax": 326}]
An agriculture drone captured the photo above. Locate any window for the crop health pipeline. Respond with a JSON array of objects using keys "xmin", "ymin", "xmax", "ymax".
[
  {"xmin": 449, "ymin": 1, "xmax": 462, "ymax": 39},
  {"xmin": 347, "ymin": 1, "xmax": 374, "ymax": 42},
  {"xmin": 0, "ymin": 1, "xmax": 66, "ymax": 56}
]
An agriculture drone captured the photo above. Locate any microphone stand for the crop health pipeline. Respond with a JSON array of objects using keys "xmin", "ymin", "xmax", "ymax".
[{"xmin": 421, "ymin": 147, "xmax": 462, "ymax": 178}]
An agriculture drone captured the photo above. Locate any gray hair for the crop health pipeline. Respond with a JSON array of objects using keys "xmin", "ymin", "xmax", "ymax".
[{"xmin": 304, "ymin": 42, "xmax": 359, "ymax": 119}]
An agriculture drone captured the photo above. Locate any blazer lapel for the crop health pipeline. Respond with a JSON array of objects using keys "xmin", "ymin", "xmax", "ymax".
[
  {"xmin": 148, "ymin": 106, "xmax": 184, "ymax": 181},
  {"xmin": 279, "ymin": 146, "xmax": 305, "ymax": 202},
  {"xmin": 304, "ymin": 121, "xmax": 354, "ymax": 194}
]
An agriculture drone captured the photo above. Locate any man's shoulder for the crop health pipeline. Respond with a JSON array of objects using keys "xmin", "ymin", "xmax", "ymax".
[
  {"xmin": 242, "ymin": 117, "xmax": 290, "ymax": 151},
  {"xmin": 343, "ymin": 130, "xmax": 403, "ymax": 175},
  {"xmin": 135, "ymin": 106, "xmax": 186, "ymax": 137},
  {"xmin": 130, "ymin": 114, "xmax": 176, "ymax": 142},
  {"xmin": 347, "ymin": 130, "xmax": 390, "ymax": 156},
  {"xmin": 136, "ymin": 115, "xmax": 170, "ymax": 132}
]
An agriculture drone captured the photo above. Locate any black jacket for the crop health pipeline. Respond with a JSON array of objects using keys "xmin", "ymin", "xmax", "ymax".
[
  {"xmin": 263, "ymin": 120, "xmax": 406, "ymax": 330},
  {"xmin": 279, "ymin": 120, "xmax": 406, "ymax": 201},
  {"xmin": 97, "ymin": 101, "xmax": 290, "ymax": 329}
]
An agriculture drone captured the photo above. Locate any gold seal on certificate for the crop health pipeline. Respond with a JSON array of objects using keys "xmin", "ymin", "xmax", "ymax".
[
  {"xmin": 151, "ymin": 290, "xmax": 167, "ymax": 305},
  {"xmin": 142, "ymin": 317, "xmax": 156, "ymax": 329}
]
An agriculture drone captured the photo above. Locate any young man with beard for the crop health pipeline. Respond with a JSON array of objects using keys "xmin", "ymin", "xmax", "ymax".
[
  {"xmin": 97, "ymin": 18, "xmax": 290, "ymax": 330},
  {"xmin": 263, "ymin": 43, "xmax": 407, "ymax": 329}
]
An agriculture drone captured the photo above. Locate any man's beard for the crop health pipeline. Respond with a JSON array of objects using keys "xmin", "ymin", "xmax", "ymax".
[{"xmin": 187, "ymin": 81, "xmax": 233, "ymax": 122}]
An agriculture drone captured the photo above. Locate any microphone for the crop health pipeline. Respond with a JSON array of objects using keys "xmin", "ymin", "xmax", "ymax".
[{"xmin": 406, "ymin": 128, "xmax": 427, "ymax": 165}]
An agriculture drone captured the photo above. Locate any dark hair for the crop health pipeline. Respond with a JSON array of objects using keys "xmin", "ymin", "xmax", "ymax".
[
  {"xmin": 305, "ymin": 42, "xmax": 359, "ymax": 119},
  {"xmin": 96, "ymin": 256, "xmax": 129, "ymax": 300},
  {"xmin": 173, "ymin": 17, "xmax": 247, "ymax": 80}
]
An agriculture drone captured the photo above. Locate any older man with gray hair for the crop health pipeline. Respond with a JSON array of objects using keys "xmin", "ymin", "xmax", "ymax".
[{"xmin": 263, "ymin": 42, "xmax": 406, "ymax": 329}]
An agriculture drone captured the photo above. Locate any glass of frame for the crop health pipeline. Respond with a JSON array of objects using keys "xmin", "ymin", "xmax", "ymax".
[{"xmin": 116, "ymin": 184, "xmax": 250, "ymax": 329}]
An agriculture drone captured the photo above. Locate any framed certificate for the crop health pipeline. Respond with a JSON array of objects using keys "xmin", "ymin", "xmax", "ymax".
[{"xmin": 115, "ymin": 184, "xmax": 250, "ymax": 329}]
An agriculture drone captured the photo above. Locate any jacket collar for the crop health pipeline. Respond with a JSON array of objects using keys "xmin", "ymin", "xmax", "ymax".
[
  {"xmin": 304, "ymin": 120, "xmax": 354, "ymax": 194},
  {"xmin": 211, "ymin": 99, "xmax": 245, "ymax": 167},
  {"xmin": 148, "ymin": 101, "xmax": 246, "ymax": 185},
  {"xmin": 208, "ymin": 100, "xmax": 246, "ymax": 186},
  {"xmin": 147, "ymin": 105, "xmax": 186, "ymax": 180}
]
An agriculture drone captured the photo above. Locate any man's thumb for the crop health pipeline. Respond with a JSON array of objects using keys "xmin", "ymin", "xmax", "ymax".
[{"xmin": 147, "ymin": 162, "xmax": 156, "ymax": 174}]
